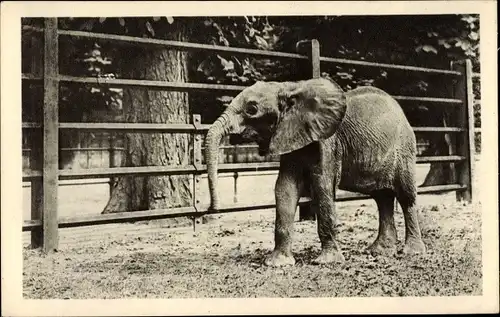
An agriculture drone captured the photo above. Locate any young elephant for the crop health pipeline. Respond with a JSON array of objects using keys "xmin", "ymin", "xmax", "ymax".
[{"xmin": 204, "ymin": 78, "xmax": 426, "ymax": 267}]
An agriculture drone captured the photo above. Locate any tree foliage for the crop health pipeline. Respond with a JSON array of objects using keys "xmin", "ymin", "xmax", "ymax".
[{"xmin": 22, "ymin": 14, "xmax": 481, "ymax": 150}]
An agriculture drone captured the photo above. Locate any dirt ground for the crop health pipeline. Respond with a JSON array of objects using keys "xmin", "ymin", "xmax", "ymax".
[{"xmin": 23, "ymin": 191, "xmax": 482, "ymax": 299}]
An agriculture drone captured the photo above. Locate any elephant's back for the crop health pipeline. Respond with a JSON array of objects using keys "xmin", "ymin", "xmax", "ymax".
[
  {"xmin": 341, "ymin": 86, "xmax": 414, "ymax": 140},
  {"xmin": 344, "ymin": 86, "xmax": 409, "ymax": 125},
  {"xmin": 335, "ymin": 86, "xmax": 416, "ymax": 193}
]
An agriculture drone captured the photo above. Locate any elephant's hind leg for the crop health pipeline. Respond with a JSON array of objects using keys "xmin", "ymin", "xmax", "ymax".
[
  {"xmin": 366, "ymin": 189, "xmax": 398, "ymax": 256},
  {"xmin": 396, "ymin": 179, "xmax": 426, "ymax": 255}
]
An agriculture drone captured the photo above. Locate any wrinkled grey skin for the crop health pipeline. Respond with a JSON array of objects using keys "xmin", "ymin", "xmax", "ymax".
[{"xmin": 205, "ymin": 78, "xmax": 426, "ymax": 267}]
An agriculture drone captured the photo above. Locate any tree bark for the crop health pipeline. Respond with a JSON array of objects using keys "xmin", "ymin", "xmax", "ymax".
[
  {"xmin": 420, "ymin": 112, "xmax": 457, "ymax": 187},
  {"xmin": 420, "ymin": 137, "xmax": 454, "ymax": 186},
  {"xmin": 102, "ymin": 25, "xmax": 193, "ymax": 223}
]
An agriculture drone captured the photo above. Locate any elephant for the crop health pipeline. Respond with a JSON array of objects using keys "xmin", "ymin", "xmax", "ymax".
[{"xmin": 204, "ymin": 77, "xmax": 426, "ymax": 267}]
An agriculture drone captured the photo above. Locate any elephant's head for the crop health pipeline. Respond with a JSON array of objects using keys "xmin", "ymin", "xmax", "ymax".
[{"xmin": 205, "ymin": 77, "xmax": 347, "ymax": 209}]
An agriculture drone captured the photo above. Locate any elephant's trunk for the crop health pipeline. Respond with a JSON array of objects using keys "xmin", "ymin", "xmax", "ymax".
[{"xmin": 205, "ymin": 108, "xmax": 239, "ymax": 210}]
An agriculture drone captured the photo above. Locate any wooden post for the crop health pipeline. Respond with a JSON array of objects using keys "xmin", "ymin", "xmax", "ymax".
[
  {"xmin": 28, "ymin": 29, "xmax": 44, "ymax": 248},
  {"xmin": 192, "ymin": 114, "xmax": 203, "ymax": 225},
  {"xmin": 297, "ymin": 39, "xmax": 321, "ymax": 221},
  {"xmin": 309, "ymin": 39, "xmax": 321, "ymax": 78},
  {"xmin": 30, "ymin": 135, "xmax": 43, "ymax": 248},
  {"xmin": 451, "ymin": 59, "xmax": 475, "ymax": 203},
  {"xmin": 41, "ymin": 18, "xmax": 60, "ymax": 252}
]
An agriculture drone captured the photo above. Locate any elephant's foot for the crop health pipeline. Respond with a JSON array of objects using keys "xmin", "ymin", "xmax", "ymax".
[
  {"xmin": 366, "ymin": 236, "xmax": 398, "ymax": 256},
  {"xmin": 402, "ymin": 238, "xmax": 426, "ymax": 255},
  {"xmin": 312, "ymin": 249, "xmax": 345, "ymax": 265},
  {"xmin": 264, "ymin": 251, "xmax": 295, "ymax": 267}
]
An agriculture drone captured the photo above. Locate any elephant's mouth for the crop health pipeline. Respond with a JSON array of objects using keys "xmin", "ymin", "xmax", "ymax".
[
  {"xmin": 229, "ymin": 132, "xmax": 271, "ymax": 157},
  {"xmin": 229, "ymin": 133, "xmax": 244, "ymax": 145},
  {"xmin": 257, "ymin": 142, "xmax": 270, "ymax": 156}
]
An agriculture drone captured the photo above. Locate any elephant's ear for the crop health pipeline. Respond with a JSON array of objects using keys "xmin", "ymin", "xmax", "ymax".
[{"xmin": 269, "ymin": 78, "xmax": 347, "ymax": 156}]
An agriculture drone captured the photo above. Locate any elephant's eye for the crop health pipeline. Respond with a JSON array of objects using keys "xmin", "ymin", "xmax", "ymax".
[
  {"xmin": 245, "ymin": 102, "xmax": 259, "ymax": 116},
  {"xmin": 287, "ymin": 96, "xmax": 297, "ymax": 109}
]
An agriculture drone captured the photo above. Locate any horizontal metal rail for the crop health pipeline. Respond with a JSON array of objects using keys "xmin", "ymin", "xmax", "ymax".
[
  {"xmin": 22, "ymin": 122, "xmax": 42, "ymax": 129},
  {"xmin": 64, "ymin": 165, "xmax": 197, "ymax": 179},
  {"xmin": 22, "ymin": 73, "xmax": 245, "ymax": 93},
  {"xmin": 60, "ymin": 75, "xmax": 245, "ymax": 93},
  {"xmin": 412, "ymin": 127, "xmax": 465, "ymax": 132},
  {"xmin": 24, "ymin": 144, "xmax": 268, "ymax": 152},
  {"xmin": 60, "ymin": 147, "xmax": 121, "ymax": 152},
  {"xmin": 23, "ymin": 171, "xmax": 282, "ymax": 188},
  {"xmin": 59, "ymin": 122, "xmax": 211, "ymax": 132},
  {"xmin": 23, "ymin": 74, "xmax": 464, "ymax": 104},
  {"xmin": 417, "ymin": 184, "xmax": 467, "ymax": 194},
  {"xmin": 22, "ymin": 170, "xmax": 281, "ymax": 188},
  {"xmin": 23, "ymin": 179, "xmax": 111, "ymax": 188},
  {"xmin": 392, "ymin": 95, "xmax": 461, "ymax": 104},
  {"xmin": 23, "ymin": 26, "xmax": 309, "ymax": 61},
  {"xmin": 21, "ymin": 198, "xmax": 310, "ymax": 230},
  {"xmin": 23, "ymin": 147, "xmax": 122, "ymax": 152},
  {"xmin": 417, "ymin": 155, "xmax": 465, "ymax": 162},
  {"xmin": 22, "ymin": 122, "xmax": 466, "ymax": 133},
  {"xmin": 22, "ymin": 156, "xmax": 464, "ymax": 181},
  {"xmin": 319, "ymin": 56, "xmax": 461, "ymax": 76},
  {"xmin": 22, "ymin": 162, "xmax": 280, "ymax": 181},
  {"xmin": 24, "ymin": 122, "xmax": 193, "ymax": 131},
  {"xmin": 22, "ymin": 25, "xmax": 461, "ymax": 76},
  {"xmin": 21, "ymin": 184, "xmax": 466, "ymax": 231},
  {"xmin": 331, "ymin": 184, "xmax": 468, "ymax": 201},
  {"xmin": 22, "ymin": 206, "xmax": 198, "ymax": 230},
  {"xmin": 21, "ymin": 73, "xmax": 41, "ymax": 81},
  {"xmin": 22, "ymin": 129, "xmax": 464, "ymax": 153}
]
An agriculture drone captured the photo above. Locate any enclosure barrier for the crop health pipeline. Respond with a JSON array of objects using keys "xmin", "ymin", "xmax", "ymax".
[{"xmin": 22, "ymin": 19, "xmax": 476, "ymax": 252}]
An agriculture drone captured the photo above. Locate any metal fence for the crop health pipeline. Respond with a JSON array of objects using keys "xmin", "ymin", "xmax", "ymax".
[{"xmin": 22, "ymin": 18, "xmax": 476, "ymax": 253}]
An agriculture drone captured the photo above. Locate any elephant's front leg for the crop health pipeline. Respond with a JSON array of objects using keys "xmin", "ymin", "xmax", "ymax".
[
  {"xmin": 309, "ymin": 164, "xmax": 345, "ymax": 265},
  {"xmin": 264, "ymin": 158, "xmax": 303, "ymax": 267}
]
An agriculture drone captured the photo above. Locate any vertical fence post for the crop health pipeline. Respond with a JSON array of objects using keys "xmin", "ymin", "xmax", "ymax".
[
  {"xmin": 192, "ymin": 114, "xmax": 203, "ymax": 226},
  {"xmin": 297, "ymin": 39, "xmax": 321, "ymax": 221},
  {"xmin": 28, "ymin": 29, "xmax": 44, "ymax": 248},
  {"xmin": 30, "ymin": 135, "xmax": 43, "ymax": 248},
  {"xmin": 309, "ymin": 39, "xmax": 321, "ymax": 78},
  {"xmin": 451, "ymin": 59, "xmax": 475, "ymax": 203},
  {"xmin": 41, "ymin": 18, "xmax": 60, "ymax": 252}
]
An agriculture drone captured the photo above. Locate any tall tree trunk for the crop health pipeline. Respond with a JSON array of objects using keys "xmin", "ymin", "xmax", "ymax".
[
  {"xmin": 421, "ymin": 111, "xmax": 457, "ymax": 186},
  {"xmin": 102, "ymin": 25, "xmax": 193, "ymax": 224},
  {"xmin": 420, "ymin": 137, "xmax": 454, "ymax": 186}
]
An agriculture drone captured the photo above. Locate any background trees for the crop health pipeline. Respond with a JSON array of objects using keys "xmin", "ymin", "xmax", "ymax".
[{"xmin": 21, "ymin": 15, "xmax": 480, "ymax": 217}]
